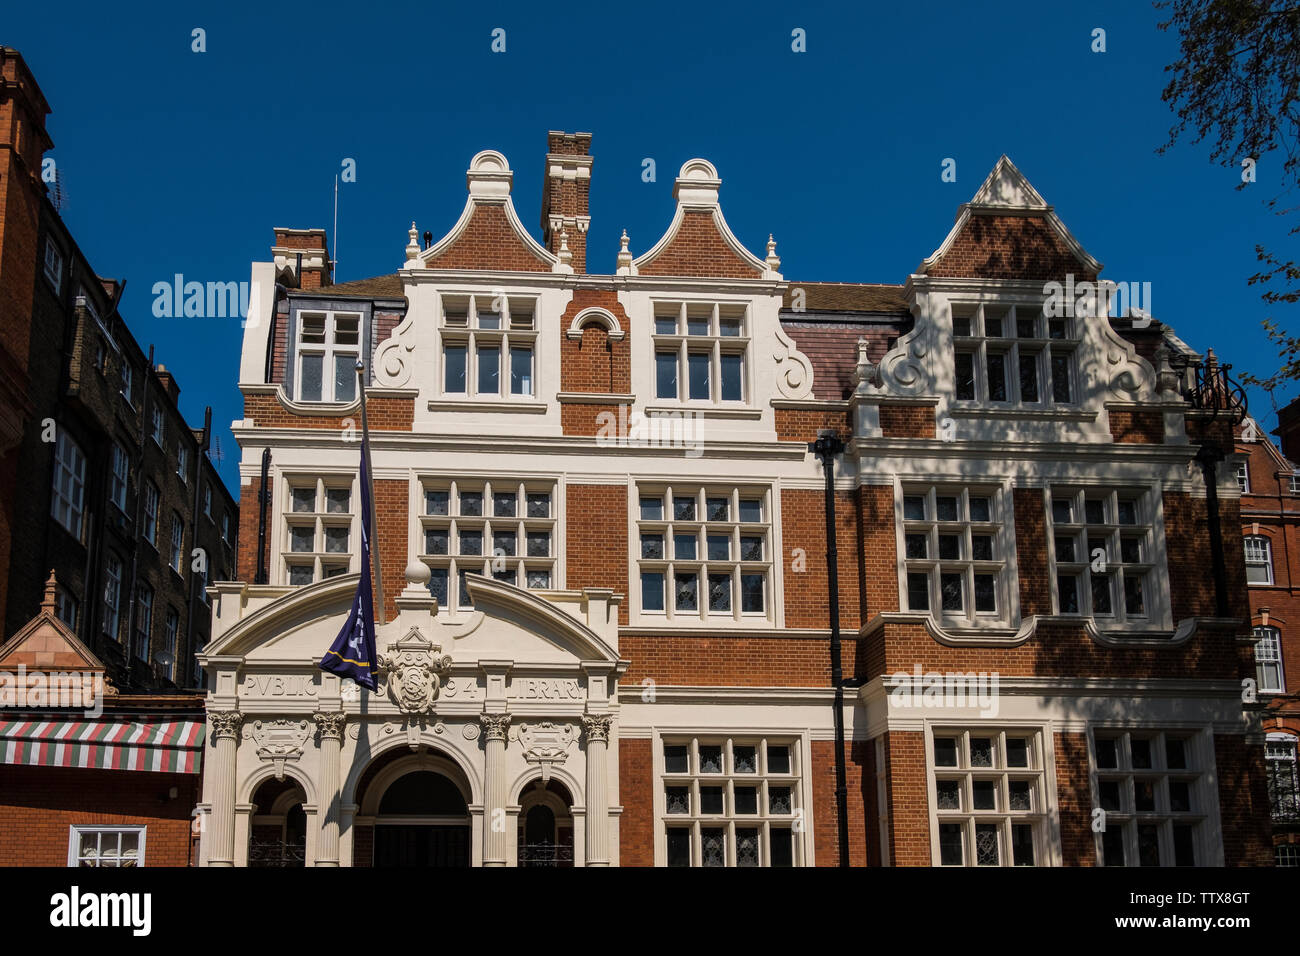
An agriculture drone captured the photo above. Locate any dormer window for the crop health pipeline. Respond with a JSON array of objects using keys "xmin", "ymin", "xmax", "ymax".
[
  {"xmin": 439, "ymin": 293, "xmax": 537, "ymax": 398},
  {"xmin": 952, "ymin": 303, "xmax": 1076, "ymax": 407},
  {"xmin": 653, "ymin": 302, "xmax": 749, "ymax": 404},
  {"xmin": 295, "ymin": 311, "xmax": 361, "ymax": 403}
]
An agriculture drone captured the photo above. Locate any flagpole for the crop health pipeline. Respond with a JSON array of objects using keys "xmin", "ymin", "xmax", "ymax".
[{"xmin": 356, "ymin": 361, "xmax": 383, "ymax": 624}]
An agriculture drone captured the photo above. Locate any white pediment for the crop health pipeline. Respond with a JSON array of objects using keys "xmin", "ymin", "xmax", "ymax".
[{"xmin": 969, "ymin": 155, "xmax": 1048, "ymax": 210}]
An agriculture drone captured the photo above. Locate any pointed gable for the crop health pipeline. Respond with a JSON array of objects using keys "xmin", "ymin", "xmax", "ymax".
[
  {"xmin": 920, "ymin": 156, "xmax": 1101, "ymax": 282},
  {"xmin": 633, "ymin": 160, "xmax": 773, "ymax": 280},
  {"xmin": 0, "ymin": 572, "xmax": 104, "ymax": 673},
  {"xmin": 415, "ymin": 150, "xmax": 559, "ymax": 274}
]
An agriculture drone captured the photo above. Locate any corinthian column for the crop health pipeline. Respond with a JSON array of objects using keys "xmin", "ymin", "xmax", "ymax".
[
  {"xmin": 313, "ymin": 712, "xmax": 347, "ymax": 867},
  {"xmin": 207, "ymin": 712, "xmax": 243, "ymax": 867},
  {"xmin": 581, "ymin": 714, "xmax": 614, "ymax": 867},
  {"xmin": 480, "ymin": 713, "xmax": 512, "ymax": 867}
]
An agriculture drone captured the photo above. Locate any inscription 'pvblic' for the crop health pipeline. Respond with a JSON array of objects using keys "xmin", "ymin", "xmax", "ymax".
[
  {"xmin": 507, "ymin": 678, "xmax": 582, "ymax": 701},
  {"xmin": 242, "ymin": 675, "xmax": 318, "ymax": 698}
]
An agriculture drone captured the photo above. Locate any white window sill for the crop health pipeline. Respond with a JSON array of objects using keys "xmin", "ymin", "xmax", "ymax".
[
  {"xmin": 427, "ymin": 399, "xmax": 547, "ymax": 414},
  {"xmin": 643, "ymin": 404, "xmax": 762, "ymax": 420}
]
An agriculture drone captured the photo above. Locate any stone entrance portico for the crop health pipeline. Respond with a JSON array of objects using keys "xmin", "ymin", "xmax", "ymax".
[{"xmin": 196, "ymin": 564, "xmax": 625, "ymax": 866}]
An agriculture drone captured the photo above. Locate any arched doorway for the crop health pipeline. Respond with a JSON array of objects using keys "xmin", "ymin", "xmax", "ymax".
[
  {"xmin": 248, "ymin": 778, "xmax": 307, "ymax": 867},
  {"xmin": 371, "ymin": 766, "xmax": 471, "ymax": 867},
  {"xmin": 517, "ymin": 779, "xmax": 574, "ymax": 867}
]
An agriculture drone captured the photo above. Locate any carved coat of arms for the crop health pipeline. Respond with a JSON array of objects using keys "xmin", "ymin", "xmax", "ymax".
[{"xmin": 377, "ymin": 628, "xmax": 452, "ymax": 715}]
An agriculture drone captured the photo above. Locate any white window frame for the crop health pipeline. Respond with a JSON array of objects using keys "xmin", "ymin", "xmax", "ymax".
[
  {"xmin": 44, "ymin": 238, "xmax": 64, "ymax": 293},
  {"xmin": 1046, "ymin": 485, "xmax": 1171, "ymax": 629},
  {"xmin": 1244, "ymin": 535, "xmax": 1274, "ymax": 585},
  {"xmin": 926, "ymin": 725, "xmax": 1057, "ymax": 867},
  {"xmin": 951, "ymin": 302, "xmax": 1078, "ymax": 408},
  {"xmin": 55, "ymin": 587, "xmax": 78, "ymax": 631},
  {"xmin": 134, "ymin": 584, "xmax": 153, "ymax": 661},
  {"xmin": 163, "ymin": 609, "xmax": 179, "ymax": 681},
  {"xmin": 120, "ymin": 361, "xmax": 134, "ymax": 404},
  {"xmin": 283, "ymin": 474, "xmax": 358, "ymax": 585},
  {"xmin": 896, "ymin": 483, "xmax": 1018, "ymax": 629},
  {"xmin": 1234, "ymin": 461, "xmax": 1250, "ymax": 493},
  {"xmin": 1087, "ymin": 727, "xmax": 1218, "ymax": 867},
  {"xmin": 294, "ymin": 310, "xmax": 362, "ymax": 403},
  {"xmin": 632, "ymin": 483, "xmax": 774, "ymax": 626},
  {"xmin": 203, "ymin": 483, "xmax": 212, "ymax": 520},
  {"xmin": 654, "ymin": 733, "xmax": 809, "ymax": 867},
  {"xmin": 415, "ymin": 476, "xmax": 559, "ymax": 614},
  {"xmin": 222, "ymin": 511, "xmax": 232, "ymax": 545},
  {"xmin": 51, "ymin": 431, "xmax": 86, "ymax": 538},
  {"xmin": 110, "ymin": 441, "xmax": 129, "ymax": 513},
  {"xmin": 68, "ymin": 825, "xmax": 146, "ymax": 867},
  {"xmin": 1266, "ymin": 733, "xmax": 1300, "ymax": 823},
  {"xmin": 1254, "ymin": 625, "xmax": 1285, "ymax": 693},
  {"xmin": 150, "ymin": 405, "xmax": 165, "ymax": 447},
  {"xmin": 103, "ymin": 553, "xmax": 123, "ymax": 640},
  {"xmin": 177, "ymin": 444, "xmax": 189, "ymax": 483},
  {"xmin": 1290, "ymin": 471, "xmax": 1300, "ymax": 495},
  {"xmin": 437, "ymin": 293, "xmax": 538, "ymax": 399},
  {"xmin": 651, "ymin": 300, "xmax": 750, "ymax": 406},
  {"xmin": 169, "ymin": 512, "xmax": 185, "ymax": 574},
  {"xmin": 142, "ymin": 481, "xmax": 159, "ymax": 547}
]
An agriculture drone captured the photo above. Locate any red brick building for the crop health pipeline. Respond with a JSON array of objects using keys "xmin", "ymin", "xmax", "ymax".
[
  {"xmin": 0, "ymin": 575, "xmax": 204, "ymax": 866},
  {"xmin": 197, "ymin": 134, "xmax": 1273, "ymax": 867},
  {"xmin": 1236, "ymin": 398, "xmax": 1300, "ymax": 866}
]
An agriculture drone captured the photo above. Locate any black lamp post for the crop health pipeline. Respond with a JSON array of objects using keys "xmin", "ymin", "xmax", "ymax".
[{"xmin": 811, "ymin": 430, "xmax": 851, "ymax": 867}]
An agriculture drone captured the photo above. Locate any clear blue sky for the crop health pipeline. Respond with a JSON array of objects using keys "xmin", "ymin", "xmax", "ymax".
[{"xmin": 8, "ymin": 0, "xmax": 1296, "ymax": 496}]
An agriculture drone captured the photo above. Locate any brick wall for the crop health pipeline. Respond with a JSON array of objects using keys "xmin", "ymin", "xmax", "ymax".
[
  {"xmin": 1014, "ymin": 487, "xmax": 1052, "ymax": 617},
  {"xmin": 1214, "ymin": 734, "xmax": 1275, "ymax": 865},
  {"xmin": 558, "ymin": 290, "xmax": 631, "ymax": 394},
  {"xmin": 374, "ymin": 478, "xmax": 409, "ymax": 621},
  {"xmin": 1109, "ymin": 409, "xmax": 1164, "ymax": 444},
  {"xmin": 425, "ymin": 204, "xmax": 551, "ymax": 272},
  {"xmin": 244, "ymin": 393, "xmax": 414, "ymax": 431},
  {"xmin": 809, "ymin": 739, "xmax": 869, "ymax": 865},
  {"xmin": 621, "ymin": 635, "xmax": 851, "ymax": 686},
  {"xmin": 773, "ymin": 407, "xmax": 851, "ymax": 443},
  {"xmin": 883, "ymin": 730, "xmax": 930, "ymax": 866},
  {"xmin": 637, "ymin": 210, "xmax": 762, "ymax": 279},
  {"xmin": 236, "ymin": 476, "xmax": 269, "ymax": 583},
  {"xmin": 562, "ymin": 402, "xmax": 623, "ymax": 437},
  {"xmin": 0, "ymin": 765, "xmax": 198, "ymax": 866},
  {"xmin": 618, "ymin": 737, "xmax": 653, "ymax": 866},
  {"xmin": 927, "ymin": 214, "xmax": 1095, "ymax": 282},
  {"xmin": 879, "ymin": 404, "xmax": 936, "ymax": 439},
  {"xmin": 780, "ymin": 488, "xmax": 862, "ymax": 629},
  {"xmin": 566, "ymin": 484, "xmax": 628, "ymax": 625},
  {"xmin": 1053, "ymin": 731, "xmax": 1096, "ymax": 866}
]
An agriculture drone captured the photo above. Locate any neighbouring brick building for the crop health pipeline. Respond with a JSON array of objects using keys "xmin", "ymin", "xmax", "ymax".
[
  {"xmin": 1235, "ymin": 398, "xmax": 1300, "ymax": 866},
  {"xmin": 0, "ymin": 575, "xmax": 205, "ymax": 867},
  {"xmin": 0, "ymin": 47, "xmax": 238, "ymax": 697},
  {"xmin": 197, "ymin": 132, "xmax": 1273, "ymax": 867}
]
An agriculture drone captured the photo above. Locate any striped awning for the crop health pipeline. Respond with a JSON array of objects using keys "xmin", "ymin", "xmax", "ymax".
[{"xmin": 0, "ymin": 719, "xmax": 206, "ymax": 774}]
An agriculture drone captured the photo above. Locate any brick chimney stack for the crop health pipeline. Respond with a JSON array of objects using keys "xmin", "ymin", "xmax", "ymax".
[
  {"xmin": 271, "ymin": 228, "xmax": 332, "ymax": 289},
  {"xmin": 541, "ymin": 131, "xmax": 592, "ymax": 274}
]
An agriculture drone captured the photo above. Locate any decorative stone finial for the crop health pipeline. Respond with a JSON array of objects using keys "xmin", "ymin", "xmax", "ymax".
[
  {"xmin": 41, "ymin": 570, "xmax": 57, "ymax": 616},
  {"xmin": 765, "ymin": 234, "xmax": 781, "ymax": 271},
  {"xmin": 406, "ymin": 221, "xmax": 420, "ymax": 260},
  {"xmin": 405, "ymin": 560, "xmax": 430, "ymax": 586},
  {"xmin": 616, "ymin": 229, "xmax": 635, "ymax": 275},
  {"xmin": 854, "ymin": 336, "xmax": 880, "ymax": 389},
  {"xmin": 559, "ymin": 229, "xmax": 572, "ymax": 265}
]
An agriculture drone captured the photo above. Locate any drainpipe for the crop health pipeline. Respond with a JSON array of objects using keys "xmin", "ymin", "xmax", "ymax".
[
  {"xmin": 124, "ymin": 344, "xmax": 152, "ymax": 688},
  {"xmin": 183, "ymin": 406, "xmax": 211, "ymax": 686},
  {"xmin": 255, "ymin": 447, "xmax": 271, "ymax": 585},
  {"xmin": 812, "ymin": 430, "xmax": 851, "ymax": 867}
]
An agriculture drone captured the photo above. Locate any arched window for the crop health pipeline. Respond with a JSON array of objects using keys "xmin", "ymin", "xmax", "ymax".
[
  {"xmin": 378, "ymin": 771, "xmax": 467, "ymax": 816},
  {"xmin": 1244, "ymin": 536, "xmax": 1273, "ymax": 585},
  {"xmin": 1253, "ymin": 626, "xmax": 1285, "ymax": 693}
]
